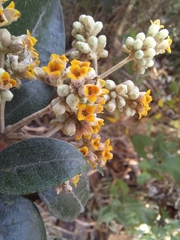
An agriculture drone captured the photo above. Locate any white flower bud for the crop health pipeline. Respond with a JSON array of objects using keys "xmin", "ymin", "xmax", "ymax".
[
  {"xmin": 79, "ymin": 14, "xmax": 86, "ymax": 23},
  {"xmin": 79, "ymin": 97, "xmax": 87, "ymax": 103},
  {"xmin": 103, "ymin": 94, "xmax": 110, "ymax": 102},
  {"xmin": 116, "ymin": 84, "xmax": 127, "ymax": 95},
  {"xmin": 136, "ymin": 32, "xmax": 146, "ymax": 41},
  {"xmin": 110, "ymin": 91, "xmax": 117, "ymax": 99},
  {"xmin": 133, "ymin": 39, "xmax": 143, "ymax": 50},
  {"xmin": 125, "ymin": 37, "xmax": 134, "ymax": 50},
  {"xmin": 155, "ymin": 40, "xmax": 169, "ymax": 54},
  {"xmin": 146, "ymin": 24, "xmax": 160, "ymax": 37},
  {"xmin": 70, "ymin": 50, "xmax": 80, "ymax": 59},
  {"xmin": 71, "ymin": 29, "xmax": 77, "ymax": 38},
  {"xmin": 138, "ymin": 67, "xmax": 145, "ymax": 75},
  {"xmin": 134, "ymin": 49, "xmax": 144, "ymax": 60},
  {"xmin": 98, "ymin": 49, "xmax": 108, "ymax": 58},
  {"xmin": 105, "ymin": 80, "xmax": 116, "ymax": 90},
  {"xmin": 0, "ymin": 29, "xmax": 11, "ymax": 50},
  {"xmin": 139, "ymin": 58, "xmax": 147, "ymax": 67},
  {"xmin": 105, "ymin": 99, "xmax": 116, "ymax": 112},
  {"xmin": 98, "ymin": 35, "xmax": 107, "ymax": 49},
  {"xmin": 122, "ymin": 44, "xmax": 131, "ymax": 53},
  {"xmin": 77, "ymin": 42, "xmax": 91, "ymax": 54},
  {"xmin": 57, "ymin": 113, "xmax": 69, "ymax": 122},
  {"xmin": 72, "ymin": 21, "xmax": 85, "ymax": 35},
  {"xmin": 91, "ymin": 21, "xmax": 103, "ymax": 36},
  {"xmin": 155, "ymin": 29, "xmax": 169, "ymax": 42},
  {"xmin": 62, "ymin": 118, "xmax": 76, "ymax": 136},
  {"xmin": 51, "ymin": 99, "xmax": 66, "ymax": 116},
  {"xmin": 116, "ymin": 96, "xmax": 126, "ymax": 108},
  {"xmin": 57, "ymin": 85, "xmax": 70, "ymax": 97},
  {"xmin": 66, "ymin": 93, "xmax": 80, "ymax": 108},
  {"xmin": 82, "ymin": 16, "xmax": 95, "ymax": 32},
  {"xmin": 129, "ymin": 86, "xmax": 140, "ymax": 100},
  {"xmin": 71, "ymin": 40, "xmax": 76, "ymax": 48},
  {"xmin": 143, "ymin": 36, "xmax": 156, "ymax": 49},
  {"xmin": 1, "ymin": 89, "xmax": 13, "ymax": 101},
  {"xmin": 146, "ymin": 59, "xmax": 154, "ymax": 67},
  {"xmin": 76, "ymin": 34, "xmax": 85, "ymax": 42},
  {"xmin": 124, "ymin": 106, "xmax": 133, "ymax": 117},
  {"xmin": 123, "ymin": 80, "xmax": 134, "ymax": 92},
  {"xmin": 143, "ymin": 48, "xmax": 156, "ymax": 58},
  {"xmin": 88, "ymin": 36, "xmax": 98, "ymax": 50}
]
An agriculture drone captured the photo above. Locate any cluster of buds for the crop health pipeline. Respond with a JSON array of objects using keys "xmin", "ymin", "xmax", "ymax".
[
  {"xmin": 70, "ymin": 14, "xmax": 108, "ymax": 61},
  {"xmin": 122, "ymin": 19, "xmax": 172, "ymax": 74},
  {"xmin": 104, "ymin": 80, "xmax": 152, "ymax": 119}
]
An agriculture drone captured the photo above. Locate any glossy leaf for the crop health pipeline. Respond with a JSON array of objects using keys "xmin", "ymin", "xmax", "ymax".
[
  {"xmin": 0, "ymin": 194, "xmax": 47, "ymax": 240},
  {"xmin": 5, "ymin": 0, "xmax": 65, "ymax": 125},
  {"xmin": 0, "ymin": 138, "xmax": 88, "ymax": 195},
  {"xmin": 5, "ymin": 80, "xmax": 54, "ymax": 126},
  {"xmin": 39, "ymin": 171, "xmax": 90, "ymax": 222}
]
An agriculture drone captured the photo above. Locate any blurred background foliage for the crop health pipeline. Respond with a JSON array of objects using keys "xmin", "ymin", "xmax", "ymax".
[{"xmin": 40, "ymin": 0, "xmax": 180, "ymax": 239}]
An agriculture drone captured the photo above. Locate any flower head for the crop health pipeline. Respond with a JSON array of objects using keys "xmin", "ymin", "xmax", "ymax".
[
  {"xmin": 137, "ymin": 89, "xmax": 153, "ymax": 119},
  {"xmin": 42, "ymin": 58, "xmax": 64, "ymax": 77},
  {"xmin": 77, "ymin": 103, "xmax": 103, "ymax": 122},
  {"xmin": 67, "ymin": 60, "xmax": 91, "ymax": 80},
  {"xmin": 0, "ymin": 70, "xmax": 16, "ymax": 90}
]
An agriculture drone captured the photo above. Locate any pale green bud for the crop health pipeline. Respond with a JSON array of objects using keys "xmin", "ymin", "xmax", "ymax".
[
  {"xmin": 66, "ymin": 93, "xmax": 80, "ymax": 108},
  {"xmin": 116, "ymin": 96, "xmax": 126, "ymax": 108},
  {"xmin": 129, "ymin": 86, "xmax": 140, "ymax": 100},
  {"xmin": 83, "ymin": 15, "xmax": 95, "ymax": 32},
  {"xmin": 57, "ymin": 113, "xmax": 69, "ymax": 123},
  {"xmin": 91, "ymin": 21, "xmax": 103, "ymax": 36},
  {"xmin": 123, "ymin": 80, "xmax": 134, "ymax": 92},
  {"xmin": 79, "ymin": 14, "xmax": 86, "ymax": 23},
  {"xmin": 125, "ymin": 37, "xmax": 134, "ymax": 50},
  {"xmin": 155, "ymin": 29, "xmax": 169, "ymax": 42},
  {"xmin": 98, "ymin": 35, "xmax": 107, "ymax": 48},
  {"xmin": 62, "ymin": 118, "xmax": 76, "ymax": 136},
  {"xmin": 146, "ymin": 59, "xmax": 154, "ymax": 67},
  {"xmin": 0, "ymin": 29, "xmax": 11, "ymax": 50},
  {"xmin": 76, "ymin": 34, "xmax": 85, "ymax": 42},
  {"xmin": 143, "ymin": 48, "xmax": 156, "ymax": 58},
  {"xmin": 110, "ymin": 91, "xmax": 117, "ymax": 99},
  {"xmin": 98, "ymin": 49, "xmax": 108, "ymax": 58},
  {"xmin": 143, "ymin": 36, "xmax": 156, "ymax": 48},
  {"xmin": 134, "ymin": 50, "xmax": 144, "ymax": 60},
  {"xmin": 133, "ymin": 39, "xmax": 143, "ymax": 50},
  {"xmin": 88, "ymin": 36, "xmax": 98, "ymax": 51},
  {"xmin": 70, "ymin": 50, "xmax": 80, "ymax": 59},
  {"xmin": 73, "ymin": 21, "xmax": 85, "ymax": 34},
  {"xmin": 103, "ymin": 94, "xmax": 110, "ymax": 102},
  {"xmin": 57, "ymin": 85, "xmax": 70, "ymax": 97},
  {"xmin": 146, "ymin": 24, "xmax": 160, "ymax": 37},
  {"xmin": 105, "ymin": 80, "xmax": 116, "ymax": 90},
  {"xmin": 138, "ymin": 67, "xmax": 145, "ymax": 75},
  {"xmin": 139, "ymin": 58, "xmax": 147, "ymax": 67},
  {"xmin": 71, "ymin": 29, "xmax": 77, "ymax": 38},
  {"xmin": 124, "ymin": 106, "xmax": 133, "ymax": 117},
  {"xmin": 116, "ymin": 84, "xmax": 127, "ymax": 95},
  {"xmin": 105, "ymin": 99, "xmax": 116, "ymax": 112},
  {"xmin": 1, "ymin": 89, "xmax": 13, "ymax": 101},
  {"xmin": 136, "ymin": 32, "xmax": 146, "ymax": 41},
  {"xmin": 77, "ymin": 42, "xmax": 91, "ymax": 54}
]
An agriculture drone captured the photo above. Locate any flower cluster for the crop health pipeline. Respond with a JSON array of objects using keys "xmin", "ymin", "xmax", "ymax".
[
  {"xmin": 70, "ymin": 14, "xmax": 108, "ymax": 61},
  {"xmin": 122, "ymin": 19, "xmax": 172, "ymax": 74},
  {"xmin": 104, "ymin": 79, "xmax": 153, "ymax": 119}
]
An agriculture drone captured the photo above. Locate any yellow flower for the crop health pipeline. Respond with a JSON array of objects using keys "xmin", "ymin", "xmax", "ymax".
[
  {"xmin": 69, "ymin": 174, "xmax": 82, "ymax": 187},
  {"xmin": 77, "ymin": 103, "xmax": 103, "ymax": 122},
  {"xmin": 0, "ymin": 1, "xmax": 21, "ymax": 26},
  {"xmin": 166, "ymin": 36, "xmax": 172, "ymax": 53},
  {"xmin": 68, "ymin": 60, "xmax": 91, "ymax": 80},
  {"xmin": 150, "ymin": 19, "xmax": 164, "ymax": 28},
  {"xmin": 84, "ymin": 84, "xmax": 100, "ymax": 103},
  {"xmin": 50, "ymin": 53, "xmax": 69, "ymax": 63},
  {"xmin": 42, "ymin": 58, "xmax": 63, "ymax": 77},
  {"xmin": 79, "ymin": 146, "xmax": 89, "ymax": 156},
  {"xmin": 0, "ymin": 71, "xmax": 16, "ymax": 90},
  {"xmin": 91, "ymin": 137, "xmax": 101, "ymax": 150},
  {"xmin": 138, "ymin": 90, "xmax": 153, "ymax": 119}
]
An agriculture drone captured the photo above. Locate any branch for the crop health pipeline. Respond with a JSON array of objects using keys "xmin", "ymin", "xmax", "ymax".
[
  {"xmin": 0, "ymin": 96, "xmax": 5, "ymax": 133},
  {"xmin": 42, "ymin": 123, "xmax": 64, "ymax": 138}
]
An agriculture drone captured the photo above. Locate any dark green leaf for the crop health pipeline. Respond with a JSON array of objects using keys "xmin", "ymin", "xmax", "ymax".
[
  {"xmin": 0, "ymin": 194, "xmax": 46, "ymax": 240},
  {"xmin": 96, "ymin": 166, "xmax": 104, "ymax": 176},
  {"xmin": 39, "ymin": 171, "xmax": 89, "ymax": 222},
  {"xmin": 137, "ymin": 172, "xmax": 152, "ymax": 185},
  {"xmin": 132, "ymin": 134, "xmax": 152, "ymax": 158},
  {"xmin": 5, "ymin": 0, "xmax": 65, "ymax": 125},
  {"xmin": 5, "ymin": 80, "xmax": 53, "ymax": 126},
  {"xmin": 0, "ymin": 138, "xmax": 88, "ymax": 195},
  {"xmin": 116, "ymin": 179, "xmax": 129, "ymax": 197},
  {"xmin": 139, "ymin": 159, "xmax": 152, "ymax": 171}
]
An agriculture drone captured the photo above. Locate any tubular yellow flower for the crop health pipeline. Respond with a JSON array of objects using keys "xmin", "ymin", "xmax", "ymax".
[
  {"xmin": 0, "ymin": 1, "xmax": 21, "ymax": 26},
  {"xmin": 91, "ymin": 137, "xmax": 101, "ymax": 150},
  {"xmin": 68, "ymin": 64, "xmax": 89, "ymax": 80},
  {"xmin": 138, "ymin": 89, "xmax": 153, "ymax": 119},
  {"xmin": 166, "ymin": 36, "xmax": 172, "ymax": 53},
  {"xmin": 69, "ymin": 174, "xmax": 81, "ymax": 187},
  {"xmin": 0, "ymin": 71, "xmax": 16, "ymax": 90},
  {"xmin": 77, "ymin": 103, "xmax": 96, "ymax": 122},
  {"xmin": 79, "ymin": 146, "xmax": 89, "ymax": 156},
  {"xmin": 42, "ymin": 58, "xmax": 63, "ymax": 77},
  {"xmin": 84, "ymin": 84, "xmax": 100, "ymax": 102},
  {"xmin": 150, "ymin": 19, "xmax": 164, "ymax": 28},
  {"xmin": 101, "ymin": 150, "xmax": 113, "ymax": 162}
]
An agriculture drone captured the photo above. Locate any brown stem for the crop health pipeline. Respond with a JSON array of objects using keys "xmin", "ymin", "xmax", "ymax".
[
  {"xmin": 0, "ymin": 96, "xmax": 5, "ymax": 134},
  {"xmin": 5, "ymin": 104, "xmax": 50, "ymax": 135},
  {"xmin": 42, "ymin": 124, "xmax": 64, "ymax": 138},
  {"xmin": 99, "ymin": 56, "xmax": 133, "ymax": 79}
]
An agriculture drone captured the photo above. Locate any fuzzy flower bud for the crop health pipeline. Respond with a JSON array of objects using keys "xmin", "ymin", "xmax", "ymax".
[
  {"xmin": 70, "ymin": 50, "xmax": 80, "ymax": 59},
  {"xmin": 105, "ymin": 80, "xmax": 116, "ymax": 90},
  {"xmin": 57, "ymin": 85, "xmax": 70, "ymax": 97},
  {"xmin": 88, "ymin": 36, "xmax": 98, "ymax": 51},
  {"xmin": 122, "ymin": 80, "xmax": 134, "ymax": 92},
  {"xmin": 134, "ymin": 50, "xmax": 144, "ymax": 60},
  {"xmin": 146, "ymin": 24, "xmax": 160, "ymax": 37},
  {"xmin": 129, "ymin": 86, "xmax": 140, "ymax": 100},
  {"xmin": 98, "ymin": 35, "xmax": 107, "ymax": 48},
  {"xmin": 105, "ymin": 99, "xmax": 116, "ymax": 112},
  {"xmin": 116, "ymin": 84, "xmax": 127, "ymax": 95},
  {"xmin": 136, "ymin": 32, "xmax": 146, "ymax": 41},
  {"xmin": 143, "ymin": 36, "xmax": 156, "ymax": 49},
  {"xmin": 51, "ymin": 98, "xmax": 66, "ymax": 116},
  {"xmin": 76, "ymin": 42, "xmax": 91, "ymax": 54},
  {"xmin": 57, "ymin": 113, "xmax": 69, "ymax": 123},
  {"xmin": 73, "ymin": 21, "xmax": 85, "ymax": 35},
  {"xmin": 83, "ymin": 15, "xmax": 95, "ymax": 32},
  {"xmin": 76, "ymin": 34, "xmax": 86, "ymax": 42},
  {"xmin": 62, "ymin": 118, "xmax": 76, "ymax": 136},
  {"xmin": 98, "ymin": 49, "xmax": 108, "ymax": 58},
  {"xmin": 133, "ymin": 39, "xmax": 143, "ymax": 50},
  {"xmin": 116, "ymin": 96, "xmax": 126, "ymax": 108},
  {"xmin": 155, "ymin": 29, "xmax": 169, "ymax": 42},
  {"xmin": 66, "ymin": 93, "xmax": 80, "ymax": 109},
  {"xmin": 125, "ymin": 37, "xmax": 134, "ymax": 50},
  {"xmin": 0, "ymin": 29, "xmax": 11, "ymax": 50},
  {"xmin": 0, "ymin": 89, "xmax": 13, "ymax": 101},
  {"xmin": 91, "ymin": 21, "xmax": 103, "ymax": 36}
]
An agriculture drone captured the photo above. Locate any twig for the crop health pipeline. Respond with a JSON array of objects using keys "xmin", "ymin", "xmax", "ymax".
[
  {"xmin": 99, "ymin": 56, "xmax": 133, "ymax": 79},
  {"xmin": 0, "ymin": 97, "xmax": 5, "ymax": 134},
  {"xmin": 42, "ymin": 124, "xmax": 64, "ymax": 138},
  {"xmin": 91, "ymin": 53, "xmax": 98, "ymax": 74},
  {"xmin": 5, "ymin": 104, "xmax": 50, "ymax": 135}
]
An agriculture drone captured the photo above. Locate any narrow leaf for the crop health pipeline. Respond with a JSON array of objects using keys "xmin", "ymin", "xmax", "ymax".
[
  {"xmin": 0, "ymin": 138, "xmax": 88, "ymax": 195},
  {"xmin": 39, "ymin": 171, "xmax": 90, "ymax": 222},
  {"xmin": 0, "ymin": 194, "xmax": 47, "ymax": 240}
]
